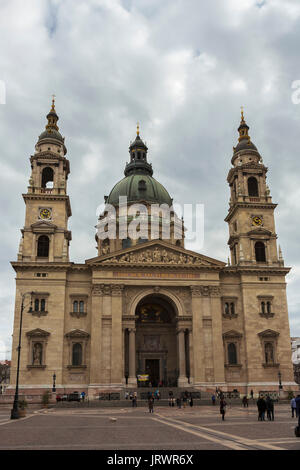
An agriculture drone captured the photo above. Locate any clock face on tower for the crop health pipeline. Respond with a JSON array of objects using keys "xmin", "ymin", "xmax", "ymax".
[
  {"xmin": 39, "ymin": 208, "xmax": 52, "ymax": 220},
  {"xmin": 252, "ymin": 215, "xmax": 263, "ymax": 226}
]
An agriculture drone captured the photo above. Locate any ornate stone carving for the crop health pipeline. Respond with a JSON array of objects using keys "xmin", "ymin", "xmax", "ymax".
[
  {"xmin": 92, "ymin": 284, "xmax": 124, "ymax": 296},
  {"xmin": 190, "ymin": 285, "xmax": 221, "ymax": 297},
  {"xmin": 103, "ymin": 246, "xmax": 210, "ymax": 266},
  {"xmin": 111, "ymin": 284, "xmax": 124, "ymax": 297},
  {"xmin": 190, "ymin": 286, "xmax": 202, "ymax": 297}
]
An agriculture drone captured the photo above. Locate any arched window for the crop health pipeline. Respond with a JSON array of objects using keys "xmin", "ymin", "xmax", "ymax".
[
  {"xmin": 40, "ymin": 299, "xmax": 46, "ymax": 312},
  {"xmin": 37, "ymin": 236, "xmax": 49, "ymax": 257},
  {"xmin": 261, "ymin": 301, "xmax": 265, "ymax": 314},
  {"xmin": 72, "ymin": 343, "xmax": 82, "ymax": 366},
  {"xmin": 255, "ymin": 241, "xmax": 266, "ymax": 262},
  {"xmin": 34, "ymin": 299, "xmax": 40, "ymax": 312},
  {"xmin": 73, "ymin": 301, "xmax": 78, "ymax": 312},
  {"xmin": 230, "ymin": 303, "xmax": 235, "ymax": 315},
  {"xmin": 224, "ymin": 303, "xmax": 229, "ymax": 315},
  {"xmin": 122, "ymin": 238, "xmax": 132, "ymax": 249},
  {"xmin": 248, "ymin": 177, "xmax": 259, "ymax": 197},
  {"xmin": 79, "ymin": 301, "xmax": 84, "ymax": 313},
  {"xmin": 41, "ymin": 167, "xmax": 54, "ymax": 188},
  {"xmin": 265, "ymin": 342, "xmax": 274, "ymax": 364},
  {"xmin": 228, "ymin": 343, "xmax": 237, "ymax": 364},
  {"xmin": 267, "ymin": 301, "xmax": 271, "ymax": 314}
]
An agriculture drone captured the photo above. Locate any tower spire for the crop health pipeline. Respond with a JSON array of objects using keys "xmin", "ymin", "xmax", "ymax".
[{"xmin": 45, "ymin": 95, "xmax": 59, "ymax": 132}]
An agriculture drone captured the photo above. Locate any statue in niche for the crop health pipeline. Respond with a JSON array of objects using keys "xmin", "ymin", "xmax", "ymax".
[{"xmin": 33, "ymin": 342, "xmax": 43, "ymax": 365}]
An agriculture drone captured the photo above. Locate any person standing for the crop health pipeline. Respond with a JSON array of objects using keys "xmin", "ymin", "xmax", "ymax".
[
  {"xmin": 132, "ymin": 391, "xmax": 137, "ymax": 407},
  {"xmin": 291, "ymin": 396, "xmax": 297, "ymax": 418},
  {"xmin": 148, "ymin": 395, "xmax": 154, "ymax": 414},
  {"xmin": 189, "ymin": 396, "xmax": 194, "ymax": 407},
  {"xmin": 168, "ymin": 390, "xmax": 173, "ymax": 407},
  {"xmin": 211, "ymin": 394, "xmax": 216, "ymax": 406},
  {"xmin": 257, "ymin": 396, "xmax": 266, "ymax": 421},
  {"xmin": 176, "ymin": 396, "xmax": 182, "ymax": 409},
  {"xmin": 220, "ymin": 397, "xmax": 227, "ymax": 421},
  {"xmin": 266, "ymin": 395, "xmax": 274, "ymax": 421},
  {"xmin": 81, "ymin": 391, "xmax": 86, "ymax": 402},
  {"xmin": 250, "ymin": 389, "xmax": 254, "ymax": 400},
  {"xmin": 242, "ymin": 396, "xmax": 248, "ymax": 408}
]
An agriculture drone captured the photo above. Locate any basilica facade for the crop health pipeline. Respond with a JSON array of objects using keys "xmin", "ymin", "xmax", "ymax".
[{"xmin": 9, "ymin": 101, "xmax": 297, "ymax": 398}]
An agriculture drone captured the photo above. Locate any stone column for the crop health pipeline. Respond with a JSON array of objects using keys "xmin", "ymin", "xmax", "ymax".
[
  {"xmin": 111, "ymin": 285, "xmax": 124, "ymax": 385},
  {"xmin": 177, "ymin": 328, "xmax": 187, "ymax": 387},
  {"xmin": 89, "ymin": 285, "xmax": 103, "ymax": 389},
  {"xmin": 128, "ymin": 328, "xmax": 137, "ymax": 385},
  {"xmin": 191, "ymin": 286, "xmax": 205, "ymax": 384},
  {"xmin": 188, "ymin": 328, "xmax": 194, "ymax": 384},
  {"xmin": 210, "ymin": 287, "xmax": 226, "ymax": 385}
]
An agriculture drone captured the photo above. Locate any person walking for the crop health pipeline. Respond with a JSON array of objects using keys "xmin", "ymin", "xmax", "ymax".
[
  {"xmin": 291, "ymin": 396, "xmax": 297, "ymax": 418},
  {"xmin": 189, "ymin": 396, "xmax": 194, "ymax": 407},
  {"xmin": 132, "ymin": 391, "xmax": 137, "ymax": 407},
  {"xmin": 182, "ymin": 393, "xmax": 187, "ymax": 409},
  {"xmin": 168, "ymin": 390, "xmax": 173, "ymax": 407},
  {"xmin": 242, "ymin": 396, "xmax": 248, "ymax": 408},
  {"xmin": 266, "ymin": 395, "xmax": 274, "ymax": 421},
  {"xmin": 250, "ymin": 389, "xmax": 254, "ymax": 400},
  {"xmin": 211, "ymin": 394, "xmax": 216, "ymax": 406},
  {"xmin": 220, "ymin": 397, "xmax": 227, "ymax": 421},
  {"xmin": 257, "ymin": 396, "xmax": 267, "ymax": 421},
  {"xmin": 148, "ymin": 395, "xmax": 154, "ymax": 414}
]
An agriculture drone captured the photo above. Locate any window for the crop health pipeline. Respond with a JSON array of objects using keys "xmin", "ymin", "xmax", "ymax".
[
  {"xmin": 224, "ymin": 302, "xmax": 229, "ymax": 315},
  {"xmin": 79, "ymin": 301, "xmax": 84, "ymax": 313},
  {"xmin": 138, "ymin": 179, "xmax": 146, "ymax": 191},
  {"xmin": 40, "ymin": 299, "xmax": 46, "ymax": 312},
  {"xmin": 37, "ymin": 235, "xmax": 49, "ymax": 257},
  {"xmin": 73, "ymin": 301, "xmax": 78, "ymax": 312},
  {"xmin": 34, "ymin": 299, "xmax": 40, "ymax": 312},
  {"xmin": 72, "ymin": 343, "xmax": 82, "ymax": 366},
  {"xmin": 230, "ymin": 303, "xmax": 235, "ymax": 315},
  {"xmin": 255, "ymin": 241, "xmax": 266, "ymax": 262},
  {"xmin": 228, "ymin": 343, "xmax": 237, "ymax": 364},
  {"xmin": 222, "ymin": 298, "xmax": 238, "ymax": 318},
  {"xmin": 248, "ymin": 177, "xmax": 259, "ymax": 197},
  {"xmin": 122, "ymin": 238, "xmax": 132, "ymax": 249},
  {"xmin": 41, "ymin": 167, "xmax": 54, "ymax": 189},
  {"xmin": 26, "ymin": 329, "xmax": 50, "ymax": 368}
]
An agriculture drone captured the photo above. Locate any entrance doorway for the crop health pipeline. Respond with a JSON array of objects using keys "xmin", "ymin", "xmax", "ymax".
[{"xmin": 145, "ymin": 359, "xmax": 160, "ymax": 387}]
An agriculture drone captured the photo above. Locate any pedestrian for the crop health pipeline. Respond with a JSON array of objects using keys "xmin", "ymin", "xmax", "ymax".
[
  {"xmin": 81, "ymin": 391, "xmax": 85, "ymax": 402},
  {"xmin": 176, "ymin": 396, "xmax": 182, "ymax": 409},
  {"xmin": 291, "ymin": 396, "xmax": 297, "ymax": 418},
  {"xmin": 257, "ymin": 395, "xmax": 267, "ymax": 421},
  {"xmin": 220, "ymin": 397, "xmax": 227, "ymax": 421},
  {"xmin": 125, "ymin": 391, "xmax": 129, "ymax": 400},
  {"xmin": 132, "ymin": 391, "xmax": 137, "ymax": 407},
  {"xmin": 211, "ymin": 394, "xmax": 216, "ymax": 405},
  {"xmin": 242, "ymin": 395, "xmax": 248, "ymax": 408},
  {"xmin": 250, "ymin": 389, "xmax": 254, "ymax": 400},
  {"xmin": 148, "ymin": 395, "xmax": 154, "ymax": 413},
  {"xmin": 182, "ymin": 393, "xmax": 187, "ymax": 409},
  {"xmin": 266, "ymin": 395, "xmax": 274, "ymax": 421},
  {"xmin": 189, "ymin": 396, "xmax": 194, "ymax": 407},
  {"xmin": 168, "ymin": 390, "xmax": 173, "ymax": 407}
]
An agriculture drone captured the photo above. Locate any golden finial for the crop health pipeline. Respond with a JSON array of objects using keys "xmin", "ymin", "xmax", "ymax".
[
  {"xmin": 240, "ymin": 105, "xmax": 244, "ymax": 122},
  {"xmin": 136, "ymin": 121, "xmax": 140, "ymax": 136},
  {"xmin": 51, "ymin": 94, "xmax": 56, "ymax": 112}
]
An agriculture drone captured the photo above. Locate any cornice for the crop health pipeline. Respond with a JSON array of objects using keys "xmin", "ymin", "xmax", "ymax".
[
  {"xmin": 23, "ymin": 193, "xmax": 72, "ymax": 217},
  {"xmin": 225, "ymin": 202, "xmax": 277, "ymax": 222},
  {"xmin": 222, "ymin": 265, "xmax": 291, "ymax": 275}
]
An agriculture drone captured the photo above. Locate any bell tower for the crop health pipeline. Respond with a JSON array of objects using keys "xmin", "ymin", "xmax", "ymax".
[
  {"xmin": 225, "ymin": 109, "xmax": 283, "ymax": 267},
  {"xmin": 18, "ymin": 98, "xmax": 72, "ymax": 263}
]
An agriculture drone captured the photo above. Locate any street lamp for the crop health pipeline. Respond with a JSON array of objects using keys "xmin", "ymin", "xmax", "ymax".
[
  {"xmin": 278, "ymin": 370, "xmax": 283, "ymax": 395},
  {"xmin": 52, "ymin": 373, "xmax": 56, "ymax": 393},
  {"xmin": 10, "ymin": 291, "xmax": 34, "ymax": 420}
]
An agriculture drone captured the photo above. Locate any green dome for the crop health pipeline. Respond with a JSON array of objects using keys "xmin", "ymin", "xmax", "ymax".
[{"xmin": 107, "ymin": 174, "xmax": 173, "ymax": 206}]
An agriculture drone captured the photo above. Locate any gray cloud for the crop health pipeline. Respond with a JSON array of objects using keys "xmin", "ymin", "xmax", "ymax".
[{"xmin": 0, "ymin": 0, "xmax": 300, "ymax": 358}]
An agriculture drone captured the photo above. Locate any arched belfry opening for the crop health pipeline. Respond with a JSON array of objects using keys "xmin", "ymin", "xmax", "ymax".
[{"xmin": 133, "ymin": 294, "xmax": 179, "ymax": 387}]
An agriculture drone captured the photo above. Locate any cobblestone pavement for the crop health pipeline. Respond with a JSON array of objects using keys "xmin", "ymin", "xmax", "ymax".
[{"xmin": 0, "ymin": 403, "xmax": 299, "ymax": 450}]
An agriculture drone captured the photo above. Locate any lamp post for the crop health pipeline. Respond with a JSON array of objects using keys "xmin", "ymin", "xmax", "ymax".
[
  {"xmin": 278, "ymin": 371, "xmax": 283, "ymax": 397},
  {"xmin": 10, "ymin": 292, "xmax": 33, "ymax": 420},
  {"xmin": 52, "ymin": 373, "xmax": 56, "ymax": 393}
]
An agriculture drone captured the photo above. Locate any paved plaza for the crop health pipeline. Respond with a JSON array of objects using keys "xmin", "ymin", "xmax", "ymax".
[{"xmin": 0, "ymin": 402, "xmax": 299, "ymax": 451}]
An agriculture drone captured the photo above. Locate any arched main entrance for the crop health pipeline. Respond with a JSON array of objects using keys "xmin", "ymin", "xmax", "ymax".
[{"xmin": 135, "ymin": 294, "xmax": 178, "ymax": 387}]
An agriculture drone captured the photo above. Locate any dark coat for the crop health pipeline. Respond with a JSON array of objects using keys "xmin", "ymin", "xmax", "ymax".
[{"xmin": 257, "ymin": 398, "xmax": 267, "ymax": 411}]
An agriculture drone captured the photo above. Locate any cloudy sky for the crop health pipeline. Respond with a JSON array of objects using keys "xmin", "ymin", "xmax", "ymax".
[{"xmin": 0, "ymin": 0, "xmax": 300, "ymax": 359}]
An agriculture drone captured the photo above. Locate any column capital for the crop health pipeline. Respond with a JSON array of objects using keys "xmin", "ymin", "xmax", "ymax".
[
  {"xmin": 111, "ymin": 284, "xmax": 125, "ymax": 297},
  {"xmin": 190, "ymin": 285, "xmax": 221, "ymax": 297},
  {"xmin": 128, "ymin": 328, "xmax": 136, "ymax": 334}
]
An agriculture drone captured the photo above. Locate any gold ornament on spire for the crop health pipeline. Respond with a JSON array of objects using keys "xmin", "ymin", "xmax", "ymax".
[
  {"xmin": 45, "ymin": 94, "xmax": 59, "ymax": 132},
  {"xmin": 51, "ymin": 94, "xmax": 56, "ymax": 112},
  {"xmin": 136, "ymin": 121, "xmax": 140, "ymax": 136},
  {"xmin": 240, "ymin": 105, "xmax": 245, "ymax": 123}
]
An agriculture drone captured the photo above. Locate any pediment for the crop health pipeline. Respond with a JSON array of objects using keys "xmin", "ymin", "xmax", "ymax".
[
  {"xmin": 258, "ymin": 329, "xmax": 279, "ymax": 338},
  {"xmin": 31, "ymin": 220, "xmax": 57, "ymax": 232},
  {"xmin": 86, "ymin": 240, "xmax": 225, "ymax": 268},
  {"xmin": 223, "ymin": 330, "xmax": 243, "ymax": 339},
  {"xmin": 247, "ymin": 227, "xmax": 272, "ymax": 237},
  {"xmin": 26, "ymin": 328, "xmax": 50, "ymax": 338},
  {"xmin": 65, "ymin": 329, "xmax": 90, "ymax": 339}
]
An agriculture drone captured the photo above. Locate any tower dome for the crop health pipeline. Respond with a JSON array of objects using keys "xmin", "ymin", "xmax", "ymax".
[{"xmin": 106, "ymin": 124, "xmax": 172, "ymax": 207}]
